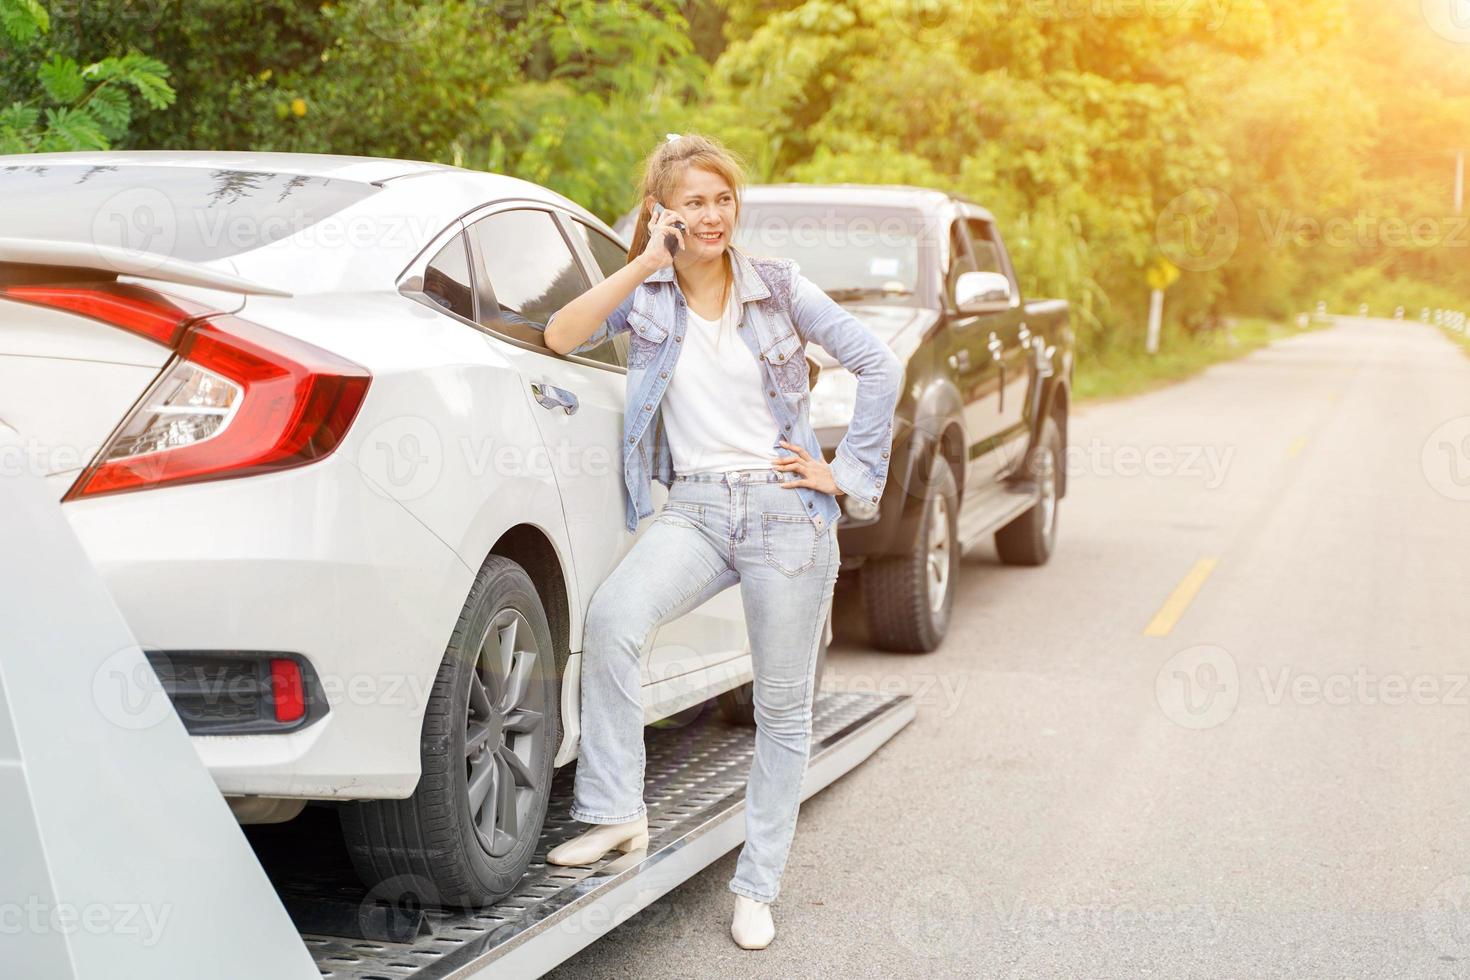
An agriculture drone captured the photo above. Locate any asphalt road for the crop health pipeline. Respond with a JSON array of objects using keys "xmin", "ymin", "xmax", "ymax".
[{"xmin": 547, "ymin": 317, "xmax": 1470, "ymax": 979}]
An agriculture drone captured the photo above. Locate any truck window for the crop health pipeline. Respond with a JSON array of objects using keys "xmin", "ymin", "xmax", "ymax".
[{"xmin": 965, "ymin": 218, "xmax": 1020, "ymax": 298}]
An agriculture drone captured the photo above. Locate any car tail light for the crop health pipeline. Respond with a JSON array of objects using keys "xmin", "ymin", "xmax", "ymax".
[
  {"xmin": 1, "ymin": 283, "xmax": 370, "ymax": 499},
  {"xmin": 270, "ymin": 658, "xmax": 306, "ymax": 724}
]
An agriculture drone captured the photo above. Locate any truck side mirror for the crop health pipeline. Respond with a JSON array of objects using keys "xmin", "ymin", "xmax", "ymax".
[{"xmin": 954, "ymin": 270, "xmax": 1012, "ymax": 314}]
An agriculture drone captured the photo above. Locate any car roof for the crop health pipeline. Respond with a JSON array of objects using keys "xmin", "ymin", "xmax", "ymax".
[
  {"xmin": 0, "ymin": 149, "xmax": 460, "ymax": 184},
  {"xmin": 742, "ymin": 182, "xmax": 993, "ymax": 222}
]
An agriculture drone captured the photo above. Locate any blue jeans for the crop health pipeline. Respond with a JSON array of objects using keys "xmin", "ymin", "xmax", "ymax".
[{"xmin": 570, "ymin": 466, "xmax": 841, "ymax": 903}]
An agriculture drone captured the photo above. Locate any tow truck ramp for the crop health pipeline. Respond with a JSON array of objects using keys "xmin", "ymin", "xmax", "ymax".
[{"xmin": 251, "ymin": 691, "xmax": 914, "ymax": 979}]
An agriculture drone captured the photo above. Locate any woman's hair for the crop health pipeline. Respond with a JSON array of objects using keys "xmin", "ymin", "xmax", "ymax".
[{"xmin": 624, "ymin": 133, "xmax": 747, "ymax": 265}]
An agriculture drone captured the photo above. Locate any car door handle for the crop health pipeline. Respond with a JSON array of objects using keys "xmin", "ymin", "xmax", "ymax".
[
  {"xmin": 948, "ymin": 350, "xmax": 970, "ymax": 371},
  {"xmin": 531, "ymin": 381, "xmax": 579, "ymax": 415},
  {"xmin": 1018, "ymin": 323, "xmax": 1031, "ymax": 345},
  {"xmin": 987, "ymin": 333, "xmax": 1003, "ymax": 358}
]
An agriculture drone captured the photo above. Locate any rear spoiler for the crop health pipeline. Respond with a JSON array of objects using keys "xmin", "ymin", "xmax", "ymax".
[{"xmin": 0, "ymin": 238, "xmax": 294, "ymax": 297}]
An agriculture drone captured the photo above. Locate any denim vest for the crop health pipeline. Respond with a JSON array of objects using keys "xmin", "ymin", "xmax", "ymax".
[{"xmin": 552, "ymin": 245, "xmax": 903, "ymax": 534}]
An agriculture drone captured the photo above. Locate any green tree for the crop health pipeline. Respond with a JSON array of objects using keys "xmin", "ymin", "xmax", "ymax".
[{"xmin": 0, "ymin": 0, "xmax": 174, "ymax": 153}]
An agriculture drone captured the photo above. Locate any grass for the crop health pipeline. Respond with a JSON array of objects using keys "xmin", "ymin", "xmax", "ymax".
[
  {"xmin": 1439, "ymin": 323, "xmax": 1470, "ymax": 359},
  {"xmin": 1074, "ymin": 316, "xmax": 1328, "ymax": 403}
]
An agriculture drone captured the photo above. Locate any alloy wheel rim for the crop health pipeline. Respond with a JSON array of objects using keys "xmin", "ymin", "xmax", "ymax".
[
  {"xmin": 465, "ymin": 608, "xmax": 546, "ymax": 858},
  {"xmin": 926, "ymin": 491, "xmax": 951, "ymax": 615}
]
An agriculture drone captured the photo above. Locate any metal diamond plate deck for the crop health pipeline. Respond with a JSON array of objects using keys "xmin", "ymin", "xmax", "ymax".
[{"xmin": 246, "ymin": 690, "xmax": 912, "ymax": 980}]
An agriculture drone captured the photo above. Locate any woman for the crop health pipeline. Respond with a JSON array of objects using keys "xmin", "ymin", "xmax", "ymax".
[{"xmin": 541, "ymin": 133, "xmax": 902, "ymax": 949}]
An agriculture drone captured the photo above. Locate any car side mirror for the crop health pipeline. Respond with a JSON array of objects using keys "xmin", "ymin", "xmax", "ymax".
[{"xmin": 954, "ymin": 270, "xmax": 1012, "ymax": 314}]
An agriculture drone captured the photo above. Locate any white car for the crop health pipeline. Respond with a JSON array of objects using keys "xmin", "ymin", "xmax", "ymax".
[{"xmin": 0, "ymin": 151, "xmax": 827, "ymax": 906}]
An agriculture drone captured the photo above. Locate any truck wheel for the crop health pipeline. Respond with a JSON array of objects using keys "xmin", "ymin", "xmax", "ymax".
[
  {"xmin": 718, "ymin": 603, "xmax": 831, "ymax": 726},
  {"xmin": 340, "ymin": 555, "xmax": 560, "ymax": 908},
  {"xmin": 860, "ymin": 453, "xmax": 959, "ymax": 653},
  {"xmin": 995, "ymin": 415, "xmax": 1062, "ymax": 567}
]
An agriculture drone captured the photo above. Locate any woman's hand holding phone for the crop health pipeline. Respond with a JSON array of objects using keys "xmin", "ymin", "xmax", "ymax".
[{"xmin": 640, "ymin": 200, "xmax": 686, "ymax": 271}]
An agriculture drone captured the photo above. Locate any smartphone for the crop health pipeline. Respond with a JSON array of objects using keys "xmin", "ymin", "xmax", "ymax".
[{"xmin": 652, "ymin": 202, "xmax": 686, "ymax": 256}]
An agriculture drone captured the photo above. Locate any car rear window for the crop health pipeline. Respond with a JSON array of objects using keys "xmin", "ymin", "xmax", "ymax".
[{"xmin": 0, "ymin": 164, "xmax": 380, "ymax": 262}]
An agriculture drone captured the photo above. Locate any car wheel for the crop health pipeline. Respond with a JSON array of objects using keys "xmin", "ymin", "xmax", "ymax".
[
  {"xmin": 995, "ymin": 414, "xmax": 1062, "ymax": 567},
  {"xmin": 340, "ymin": 555, "xmax": 560, "ymax": 908},
  {"xmin": 860, "ymin": 453, "xmax": 959, "ymax": 653},
  {"xmin": 717, "ymin": 602, "xmax": 831, "ymax": 726}
]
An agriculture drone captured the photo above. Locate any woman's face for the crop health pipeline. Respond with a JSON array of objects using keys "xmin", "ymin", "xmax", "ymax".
[{"xmin": 666, "ymin": 166, "xmax": 738, "ymax": 264}]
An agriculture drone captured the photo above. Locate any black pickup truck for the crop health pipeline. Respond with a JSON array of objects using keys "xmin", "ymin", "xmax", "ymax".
[{"xmin": 732, "ymin": 184, "xmax": 1074, "ymax": 652}]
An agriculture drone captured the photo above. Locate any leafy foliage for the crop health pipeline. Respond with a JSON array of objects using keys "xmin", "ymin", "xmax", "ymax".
[
  {"xmin": 2, "ymin": 0, "xmax": 1466, "ymax": 347},
  {"xmin": 0, "ymin": 0, "xmax": 175, "ymax": 152}
]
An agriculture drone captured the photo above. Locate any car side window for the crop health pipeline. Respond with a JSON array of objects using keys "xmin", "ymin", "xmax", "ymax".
[
  {"xmin": 946, "ymin": 220, "xmax": 978, "ymax": 304},
  {"xmin": 468, "ymin": 209, "xmax": 621, "ymax": 367},
  {"xmin": 966, "ymin": 218, "xmax": 1020, "ymax": 298},
  {"xmin": 566, "ymin": 221, "xmax": 632, "ymax": 367},
  {"xmin": 569, "ymin": 221, "xmax": 631, "ymax": 279},
  {"xmin": 422, "ymin": 233, "xmax": 475, "ymax": 321}
]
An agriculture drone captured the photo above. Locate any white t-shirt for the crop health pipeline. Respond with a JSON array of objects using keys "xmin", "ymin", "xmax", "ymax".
[{"xmin": 661, "ymin": 291, "xmax": 782, "ymax": 475}]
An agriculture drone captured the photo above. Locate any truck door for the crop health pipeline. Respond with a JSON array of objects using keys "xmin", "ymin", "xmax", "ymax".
[
  {"xmin": 966, "ymin": 219, "xmax": 1031, "ymax": 478},
  {"xmin": 939, "ymin": 220, "xmax": 1005, "ymax": 494}
]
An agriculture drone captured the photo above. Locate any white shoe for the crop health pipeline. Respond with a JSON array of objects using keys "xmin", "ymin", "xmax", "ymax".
[
  {"xmin": 545, "ymin": 815, "xmax": 649, "ymax": 866},
  {"xmin": 730, "ymin": 895, "xmax": 775, "ymax": 950}
]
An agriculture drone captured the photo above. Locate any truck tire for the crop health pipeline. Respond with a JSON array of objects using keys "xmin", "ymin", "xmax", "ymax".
[
  {"xmin": 718, "ymin": 604, "xmax": 831, "ymax": 726},
  {"xmin": 995, "ymin": 414, "xmax": 1062, "ymax": 567},
  {"xmin": 340, "ymin": 555, "xmax": 560, "ymax": 908},
  {"xmin": 860, "ymin": 453, "xmax": 959, "ymax": 653}
]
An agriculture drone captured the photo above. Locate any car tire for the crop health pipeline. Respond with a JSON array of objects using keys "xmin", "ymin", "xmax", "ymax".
[
  {"xmin": 860, "ymin": 453, "xmax": 959, "ymax": 653},
  {"xmin": 717, "ymin": 603, "xmax": 831, "ymax": 727},
  {"xmin": 340, "ymin": 555, "xmax": 560, "ymax": 908},
  {"xmin": 995, "ymin": 414, "xmax": 1063, "ymax": 567}
]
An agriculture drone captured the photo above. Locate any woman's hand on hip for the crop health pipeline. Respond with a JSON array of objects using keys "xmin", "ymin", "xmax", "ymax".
[{"xmin": 774, "ymin": 440, "xmax": 844, "ymax": 497}]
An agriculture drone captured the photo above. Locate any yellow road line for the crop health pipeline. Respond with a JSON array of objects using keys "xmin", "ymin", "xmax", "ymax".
[
  {"xmin": 1144, "ymin": 558, "xmax": 1219, "ymax": 637},
  {"xmin": 1288, "ymin": 437, "xmax": 1307, "ymax": 457}
]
